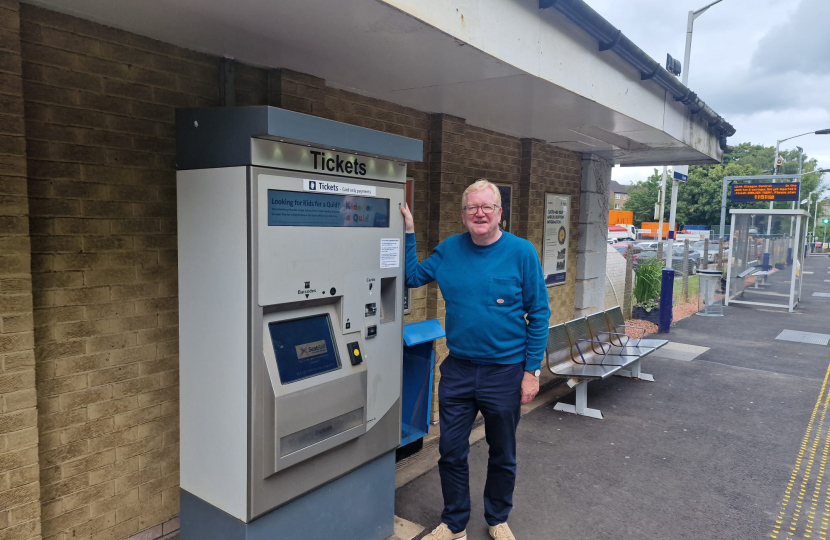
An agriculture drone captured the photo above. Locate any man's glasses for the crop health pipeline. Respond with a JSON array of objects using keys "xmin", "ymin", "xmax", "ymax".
[{"xmin": 462, "ymin": 204, "xmax": 500, "ymax": 215}]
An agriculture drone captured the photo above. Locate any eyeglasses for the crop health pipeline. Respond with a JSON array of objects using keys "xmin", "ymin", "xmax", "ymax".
[{"xmin": 462, "ymin": 204, "xmax": 500, "ymax": 215}]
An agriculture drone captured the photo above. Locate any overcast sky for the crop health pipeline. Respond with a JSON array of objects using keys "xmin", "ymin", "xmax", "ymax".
[{"xmin": 585, "ymin": 0, "xmax": 830, "ymax": 185}]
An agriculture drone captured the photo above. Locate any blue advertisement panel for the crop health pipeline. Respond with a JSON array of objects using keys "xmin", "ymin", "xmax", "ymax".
[
  {"xmin": 267, "ymin": 189, "xmax": 390, "ymax": 227},
  {"xmin": 268, "ymin": 315, "xmax": 341, "ymax": 384}
]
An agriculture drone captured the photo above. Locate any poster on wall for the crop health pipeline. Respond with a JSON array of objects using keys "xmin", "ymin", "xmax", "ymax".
[
  {"xmin": 543, "ymin": 193, "xmax": 570, "ymax": 286},
  {"xmin": 497, "ymin": 184, "xmax": 512, "ymax": 233}
]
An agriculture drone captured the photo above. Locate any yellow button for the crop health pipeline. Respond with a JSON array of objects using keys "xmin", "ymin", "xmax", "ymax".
[{"xmin": 354, "ymin": 349, "xmax": 360, "ymax": 356}]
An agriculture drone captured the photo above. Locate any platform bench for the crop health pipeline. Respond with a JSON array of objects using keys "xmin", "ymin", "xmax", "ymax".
[{"xmin": 546, "ymin": 307, "xmax": 665, "ymax": 419}]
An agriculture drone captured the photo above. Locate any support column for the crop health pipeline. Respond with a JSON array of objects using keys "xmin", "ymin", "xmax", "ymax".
[
  {"xmin": 575, "ymin": 154, "xmax": 611, "ymax": 317},
  {"xmin": 425, "ymin": 114, "xmax": 467, "ymax": 421},
  {"xmin": 0, "ymin": 3, "xmax": 42, "ymax": 539}
]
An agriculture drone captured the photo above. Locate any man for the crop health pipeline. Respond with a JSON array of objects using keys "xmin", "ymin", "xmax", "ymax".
[{"xmin": 399, "ymin": 179, "xmax": 550, "ymax": 540}]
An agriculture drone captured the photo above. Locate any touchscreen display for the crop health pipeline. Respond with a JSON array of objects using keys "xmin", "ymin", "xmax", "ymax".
[
  {"xmin": 268, "ymin": 315, "xmax": 341, "ymax": 384},
  {"xmin": 267, "ymin": 189, "xmax": 389, "ymax": 227}
]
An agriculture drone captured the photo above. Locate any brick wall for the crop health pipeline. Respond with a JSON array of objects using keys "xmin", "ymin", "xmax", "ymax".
[
  {"xmin": 520, "ymin": 139, "xmax": 581, "ymax": 325},
  {"xmin": 19, "ymin": 4, "xmax": 222, "ymax": 539},
  {"xmin": 0, "ymin": 4, "xmax": 586, "ymax": 537},
  {"xmin": 0, "ymin": 2, "xmax": 42, "ymax": 540}
]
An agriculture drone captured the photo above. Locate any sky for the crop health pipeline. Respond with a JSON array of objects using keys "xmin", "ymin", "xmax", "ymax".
[{"xmin": 584, "ymin": 0, "xmax": 830, "ymax": 185}]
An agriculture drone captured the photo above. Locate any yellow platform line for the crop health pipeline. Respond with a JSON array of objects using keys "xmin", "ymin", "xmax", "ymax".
[
  {"xmin": 804, "ymin": 424, "xmax": 830, "ymax": 538},
  {"xmin": 771, "ymin": 362, "xmax": 830, "ymax": 539},
  {"xmin": 783, "ymin": 380, "xmax": 830, "ymax": 538}
]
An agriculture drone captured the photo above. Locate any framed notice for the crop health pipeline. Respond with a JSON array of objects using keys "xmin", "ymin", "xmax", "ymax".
[
  {"xmin": 496, "ymin": 184, "xmax": 513, "ymax": 233},
  {"xmin": 543, "ymin": 194, "xmax": 570, "ymax": 286}
]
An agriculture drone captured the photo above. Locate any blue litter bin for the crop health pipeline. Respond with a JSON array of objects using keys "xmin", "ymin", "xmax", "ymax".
[{"xmin": 400, "ymin": 319, "xmax": 445, "ymax": 448}]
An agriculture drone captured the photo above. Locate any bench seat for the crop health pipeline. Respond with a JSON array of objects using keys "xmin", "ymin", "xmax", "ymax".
[
  {"xmin": 602, "ymin": 307, "xmax": 669, "ymax": 350},
  {"xmin": 550, "ymin": 362, "xmax": 621, "ymax": 379}
]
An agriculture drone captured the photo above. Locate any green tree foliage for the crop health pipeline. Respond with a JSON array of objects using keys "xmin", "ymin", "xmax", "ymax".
[
  {"xmin": 622, "ymin": 168, "xmax": 662, "ymax": 225},
  {"xmin": 623, "ymin": 143, "xmax": 827, "ymax": 231}
]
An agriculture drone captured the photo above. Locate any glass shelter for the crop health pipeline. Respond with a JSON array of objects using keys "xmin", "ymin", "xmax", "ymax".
[{"xmin": 725, "ymin": 209, "xmax": 809, "ymax": 312}]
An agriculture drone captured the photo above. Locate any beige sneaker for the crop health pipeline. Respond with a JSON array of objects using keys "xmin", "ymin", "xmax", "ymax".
[
  {"xmin": 489, "ymin": 522, "xmax": 516, "ymax": 540},
  {"xmin": 423, "ymin": 523, "xmax": 467, "ymax": 540}
]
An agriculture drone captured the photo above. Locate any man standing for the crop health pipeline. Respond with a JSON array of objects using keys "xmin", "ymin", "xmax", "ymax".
[{"xmin": 399, "ymin": 179, "xmax": 550, "ymax": 540}]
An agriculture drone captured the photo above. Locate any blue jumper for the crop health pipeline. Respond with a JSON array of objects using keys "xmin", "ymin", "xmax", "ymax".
[{"xmin": 404, "ymin": 232, "xmax": 551, "ymax": 371}]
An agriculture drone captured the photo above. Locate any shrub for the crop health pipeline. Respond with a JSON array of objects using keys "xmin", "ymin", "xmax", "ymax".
[{"xmin": 633, "ymin": 258, "xmax": 663, "ymax": 308}]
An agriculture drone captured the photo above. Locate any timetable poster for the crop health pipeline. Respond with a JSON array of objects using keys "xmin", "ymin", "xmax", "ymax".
[{"xmin": 543, "ymin": 194, "xmax": 570, "ymax": 286}]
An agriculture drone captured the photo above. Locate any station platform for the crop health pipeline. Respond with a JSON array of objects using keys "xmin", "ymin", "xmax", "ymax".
[{"xmin": 393, "ymin": 256, "xmax": 830, "ymax": 540}]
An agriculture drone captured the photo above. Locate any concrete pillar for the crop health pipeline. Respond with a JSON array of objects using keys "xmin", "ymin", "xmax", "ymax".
[{"xmin": 575, "ymin": 154, "xmax": 611, "ymax": 316}]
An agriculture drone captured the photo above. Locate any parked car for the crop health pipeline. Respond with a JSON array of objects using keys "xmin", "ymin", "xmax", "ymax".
[
  {"xmin": 670, "ymin": 246, "xmax": 701, "ymax": 274},
  {"xmin": 611, "ymin": 242, "xmax": 644, "ymax": 260},
  {"xmin": 632, "ymin": 248, "xmax": 664, "ymax": 268},
  {"xmin": 636, "ymin": 241, "xmax": 661, "ymax": 250}
]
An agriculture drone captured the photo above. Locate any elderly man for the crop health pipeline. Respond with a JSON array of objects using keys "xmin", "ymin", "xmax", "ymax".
[{"xmin": 399, "ymin": 179, "xmax": 550, "ymax": 540}]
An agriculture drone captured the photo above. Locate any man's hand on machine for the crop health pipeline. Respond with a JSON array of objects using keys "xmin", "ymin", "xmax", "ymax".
[
  {"xmin": 399, "ymin": 203, "xmax": 415, "ymax": 234},
  {"xmin": 521, "ymin": 371, "xmax": 539, "ymax": 404}
]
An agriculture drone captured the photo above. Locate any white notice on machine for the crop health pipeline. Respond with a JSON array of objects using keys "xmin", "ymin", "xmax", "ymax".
[{"xmin": 380, "ymin": 238, "xmax": 400, "ymax": 269}]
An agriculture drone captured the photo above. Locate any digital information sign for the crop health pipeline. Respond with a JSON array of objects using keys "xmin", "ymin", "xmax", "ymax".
[
  {"xmin": 268, "ymin": 315, "xmax": 341, "ymax": 384},
  {"xmin": 730, "ymin": 183, "xmax": 799, "ymax": 202},
  {"xmin": 267, "ymin": 189, "xmax": 390, "ymax": 228}
]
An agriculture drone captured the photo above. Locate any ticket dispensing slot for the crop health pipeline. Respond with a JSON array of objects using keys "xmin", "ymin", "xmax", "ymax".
[{"xmin": 379, "ymin": 277, "xmax": 396, "ymax": 324}]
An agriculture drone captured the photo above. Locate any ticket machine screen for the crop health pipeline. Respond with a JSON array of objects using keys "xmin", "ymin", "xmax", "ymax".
[
  {"xmin": 267, "ymin": 190, "xmax": 390, "ymax": 228},
  {"xmin": 268, "ymin": 315, "xmax": 342, "ymax": 384}
]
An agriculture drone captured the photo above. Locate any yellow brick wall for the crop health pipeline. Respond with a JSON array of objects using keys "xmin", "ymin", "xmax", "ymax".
[
  {"xmin": 18, "ymin": 4, "xmax": 221, "ymax": 538},
  {"xmin": 0, "ymin": 2, "xmax": 42, "ymax": 540}
]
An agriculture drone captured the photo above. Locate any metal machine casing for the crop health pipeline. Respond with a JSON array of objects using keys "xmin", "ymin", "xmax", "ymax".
[{"xmin": 177, "ymin": 108, "xmax": 420, "ymax": 525}]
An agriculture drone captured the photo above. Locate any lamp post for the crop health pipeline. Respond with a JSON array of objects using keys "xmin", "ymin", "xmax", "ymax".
[
  {"xmin": 682, "ymin": 0, "xmax": 726, "ymax": 86},
  {"xmin": 797, "ymin": 169, "xmax": 829, "ymax": 252},
  {"xmin": 762, "ymin": 130, "xmax": 830, "ymax": 266},
  {"xmin": 659, "ymin": 0, "xmax": 728, "ymax": 333}
]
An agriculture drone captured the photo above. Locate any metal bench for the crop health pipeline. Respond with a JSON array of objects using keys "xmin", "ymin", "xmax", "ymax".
[
  {"xmin": 750, "ymin": 269, "xmax": 772, "ymax": 288},
  {"xmin": 604, "ymin": 306, "xmax": 668, "ymax": 350},
  {"xmin": 585, "ymin": 310, "xmax": 660, "ymax": 382},
  {"xmin": 546, "ymin": 323, "xmax": 621, "ymax": 419}
]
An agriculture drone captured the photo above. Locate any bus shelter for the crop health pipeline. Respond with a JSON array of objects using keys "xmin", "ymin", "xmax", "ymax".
[{"xmin": 725, "ymin": 209, "xmax": 809, "ymax": 312}]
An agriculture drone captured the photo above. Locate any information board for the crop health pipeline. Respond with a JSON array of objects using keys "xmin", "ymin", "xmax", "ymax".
[
  {"xmin": 543, "ymin": 193, "xmax": 570, "ymax": 286},
  {"xmin": 730, "ymin": 183, "xmax": 799, "ymax": 202},
  {"xmin": 268, "ymin": 189, "xmax": 389, "ymax": 227}
]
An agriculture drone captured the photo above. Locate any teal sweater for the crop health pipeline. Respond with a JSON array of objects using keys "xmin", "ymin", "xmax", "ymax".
[{"xmin": 405, "ymin": 232, "xmax": 551, "ymax": 371}]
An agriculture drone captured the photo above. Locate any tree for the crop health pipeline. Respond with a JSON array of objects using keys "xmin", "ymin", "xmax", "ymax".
[{"xmin": 623, "ymin": 169, "xmax": 662, "ymax": 225}]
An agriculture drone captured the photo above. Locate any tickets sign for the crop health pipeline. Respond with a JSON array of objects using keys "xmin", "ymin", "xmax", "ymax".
[{"xmin": 730, "ymin": 183, "xmax": 799, "ymax": 202}]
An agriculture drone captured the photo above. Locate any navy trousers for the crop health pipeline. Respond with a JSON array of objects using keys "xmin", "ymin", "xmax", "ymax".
[{"xmin": 437, "ymin": 355, "xmax": 525, "ymax": 533}]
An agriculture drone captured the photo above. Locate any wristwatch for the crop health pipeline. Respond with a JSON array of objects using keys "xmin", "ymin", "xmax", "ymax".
[{"xmin": 526, "ymin": 369, "xmax": 541, "ymax": 377}]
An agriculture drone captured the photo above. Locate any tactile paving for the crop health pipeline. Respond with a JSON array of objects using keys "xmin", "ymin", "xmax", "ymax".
[{"xmin": 776, "ymin": 330, "xmax": 830, "ymax": 346}]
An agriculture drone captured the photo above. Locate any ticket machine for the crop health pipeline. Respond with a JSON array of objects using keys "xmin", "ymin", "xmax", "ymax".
[{"xmin": 175, "ymin": 107, "xmax": 422, "ymax": 540}]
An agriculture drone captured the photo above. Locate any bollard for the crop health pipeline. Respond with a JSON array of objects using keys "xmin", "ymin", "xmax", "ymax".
[
  {"xmin": 658, "ymin": 267, "xmax": 675, "ymax": 333},
  {"xmin": 682, "ymin": 239, "xmax": 689, "ymax": 303},
  {"xmin": 787, "ymin": 247, "xmax": 793, "ymax": 265},
  {"xmin": 762, "ymin": 251, "xmax": 771, "ymax": 271}
]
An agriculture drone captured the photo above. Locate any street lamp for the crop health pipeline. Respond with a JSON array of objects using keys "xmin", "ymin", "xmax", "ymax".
[
  {"xmin": 682, "ymin": 0, "xmax": 726, "ymax": 86},
  {"xmin": 659, "ymin": 0, "xmax": 729, "ymax": 334},
  {"xmin": 763, "ymin": 130, "xmax": 830, "ymax": 260},
  {"xmin": 803, "ymin": 169, "xmax": 830, "ymax": 239}
]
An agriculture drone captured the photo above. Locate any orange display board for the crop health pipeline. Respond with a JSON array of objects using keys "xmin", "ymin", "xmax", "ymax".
[{"xmin": 730, "ymin": 183, "xmax": 799, "ymax": 202}]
